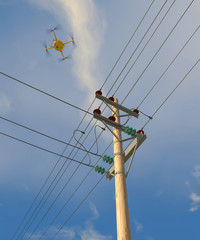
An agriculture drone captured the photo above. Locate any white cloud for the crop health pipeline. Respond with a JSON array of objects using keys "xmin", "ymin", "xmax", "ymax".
[
  {"xmin": 192, "ymin": 165, "xmax": 200, "ymax": 181},
  {"xmin": 0, "ymin": 92, "xmax": 11, "ymax": 114},
  {"xmin": 189, "ymin": 206, "xmax": 198, "ymax": 212},
  {"xmin": 89, "ymin": 202, "xmax": 99, "ymax": 220},
  {"xmin": 189, "ymin": 192, "xmax": 200, "ymax": 212},
  {"xmin": 29, "ymin": 224, "xmax": 112, "ymax": 240},
  {"xmin": 190, "ymin": 192, "xmax": 200, "ymax": 203},
  {"xmin": 134, "ymin": 219, "xmax": 143, "ymax": 233},
  {"xmin": 79, "ymin": 225, "xmax": 112, "ymax": 240}
]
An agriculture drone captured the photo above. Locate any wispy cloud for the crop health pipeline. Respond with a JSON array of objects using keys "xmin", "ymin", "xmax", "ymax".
[
  {"xmin": 29, "ymin": 224, "xmax": 112, "ymax": 240},
  {"xmin": 134, "ymin": 219, "xmax": 143, "ymax": 233},
  {"xmin": 0, "ymin": 92, "xmax": 11, "ymax": 114},
  {"xmin": 189, "ymin": 192, "xmax": 200, "ymax": 212},
  {"xmin": 79, "ymin": 224, "xmax": 112, "ymax": 240},
  {"xmin": 192, "ymin": 165, "xmax": 200, "ymax": 183},
  {"xmin": 89, "ymin": 202, "xmax": 99, "ymax": 220}
]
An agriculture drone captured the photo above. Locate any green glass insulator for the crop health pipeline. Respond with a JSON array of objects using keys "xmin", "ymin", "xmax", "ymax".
[
  {"xmin": 124, "ymin": 126, "xmax": 129, "ymax": 133},
  {"xmin": 109, "ymin": 157, "xmax": 113, "ymax": 164},
  {"xmin": 131, "ymin": 129, "xmax": 136, "ymax": 136},
  {"xmin": 127, "ymin": 127, "xmax": 133, "ymax": 135},
  {"xmin": 101, "ymin": 168, "xmax": 105, "ymax": 174},
  {"xmin": 95, "ymin": 165, "xmax": 99, "ymax": 172},
  {"xmin": 103, "ymin": 154, "xmax": 107, "ymax": 162},
  {"xmin": 106, "ymin": 156, "xmax": 110, "ymax": 163}
]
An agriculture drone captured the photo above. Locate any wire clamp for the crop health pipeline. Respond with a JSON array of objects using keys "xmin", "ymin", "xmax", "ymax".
[
  {"xmin": 114, "ymin": 152, "xmax": 125, "ymax": 157},
  {"xmin": 115, "ymin": 171, "xmax": 125, "ymax": 176}
]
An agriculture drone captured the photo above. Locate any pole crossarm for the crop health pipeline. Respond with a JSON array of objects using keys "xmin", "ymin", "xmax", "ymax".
[
  {"xmin": 93, "ymin": 113, "xmax": 126, "ymax": 131},
  {"xmin": 95, "ymin": 92, "xmax": 139, "ymax": 118},
  {"xmin": 106, "ymin": 132, "xmax": 146, "ymax": 180}
]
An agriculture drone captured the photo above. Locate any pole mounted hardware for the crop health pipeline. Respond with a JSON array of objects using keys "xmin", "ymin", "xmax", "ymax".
[
  {"xmin": 106, "ymin": 131, "xmax": 146, "ymax": 180},
  {"xmin": 95, "ymin": 90, "xmax": 139, "ymax": 118},
  {"xmin": 93, "ymin": 90, "xmax": 139, "ymax": 141}
]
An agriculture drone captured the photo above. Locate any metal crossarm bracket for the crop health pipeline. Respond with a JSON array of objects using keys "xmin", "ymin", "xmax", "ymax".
[
  {"xmin": 106, "ymin": 133, "xmax": 147, "ymax": 180},
  {"xmin": 93, "ymin": 113, "xmax": 124, "ymax": 131},
  {"xmin": 96, "ymin": 93, "xmax": 139, "ymax": 118},
  {"xmin": 102, "ymin": 121, "xmax": 121, "ymax": 142}
]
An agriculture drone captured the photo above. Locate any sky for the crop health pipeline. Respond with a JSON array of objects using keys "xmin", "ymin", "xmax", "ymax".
[{"xmin": 0, "ymin": 0, "xmax": 200, "ymax": 239}]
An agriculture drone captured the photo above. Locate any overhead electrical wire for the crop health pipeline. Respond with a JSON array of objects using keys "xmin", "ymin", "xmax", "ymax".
[
  {"xmin": 22, "ymin": 130, "xmax": 105, "ymax": 240},
  {"xmin": 112, "ymin": 0, "xmax": 176, "ymax": 96},
  {"xmin": 0, "ymin": 131, "xmax": 94, "ymax": 168},
  {"xmin": 0, "ymin": 115, "xmax": 102, "ymax": 158},
  {"xmin": 121, "ymin": 0, "xmax": 195, "ymax": 105},
  {"xmin": 142, "ymin": 58, "xmax": 200, "ymax": 129},
  {"xmin": 38, "ymin": 141, "xmax": 112, "ymax": 239},
  {"xmin": 52, "ymin": 174, "xmax": 105, "ymax": 240},
  {"xmin": 0, "ymin": 72, "xmax": 93, "ymax": 116},
  {"xmin": 15, "ymin": 125, "xmax": 103, "ymax": 240},
  {"xmin": 100, "ymin": 0, "xmax": 155, "ymax": 90},
  {"xmin": 104, "ymin": 0, "xmax": 168, "ymax": 98},
  {"xmin": 14, "ymin": 117, "xmax": 96, "ymax": 240},
  {"xmin": 137, "ymin": 24, "xmax": 200, "ymax": 109}
]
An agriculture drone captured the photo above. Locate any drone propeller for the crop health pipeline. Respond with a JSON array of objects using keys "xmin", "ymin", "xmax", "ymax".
[
  {"xmin": 69, "ymin": 34, "xmax": 77, "ymax": 48},
  {"xmin": 47, "ymin": 25, "xmax": 61, "ymax": 33},
  {"xmin": 42, "ymin": 42, "xmax": 51, "ymax": 56},
  {"xmin": 59, "ymin": 55, "xmax": 71, "ymax": 62}
]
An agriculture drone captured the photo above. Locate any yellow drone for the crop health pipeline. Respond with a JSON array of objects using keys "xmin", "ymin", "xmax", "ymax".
[{"xmin": 43, "ymin": 26, "xmax": 75, "ymax": 61}]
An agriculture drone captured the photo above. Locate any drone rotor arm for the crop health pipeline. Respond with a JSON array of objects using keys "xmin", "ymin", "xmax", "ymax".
[
  {"xmin": 46, "ymin": 46, "xmax": 54, "ymax": 50},
  {"xmin": 52, "ymin": 29, "xmax": 58, "ymax": 41},
  {"xmin": 63, "ymin": 40, "xmax": 74, "ymax": 46},
  {"xmin": 60, "ymin": 50, "xmax": 66, "ymax": 60}
]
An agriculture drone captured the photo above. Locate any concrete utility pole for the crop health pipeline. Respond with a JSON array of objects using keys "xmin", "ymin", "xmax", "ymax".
[{"xmin": 113, "ymin": 98, "xmax": 132, "ymax": 240}]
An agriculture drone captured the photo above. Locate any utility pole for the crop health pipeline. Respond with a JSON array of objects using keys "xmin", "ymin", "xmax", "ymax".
[
  {"xmin": 113, "ymin": 98, "xmax": 131, "ymax": 240},
  {"xmin": 93, "ymin": 91, "xmax": 146, "ymax": 240}
]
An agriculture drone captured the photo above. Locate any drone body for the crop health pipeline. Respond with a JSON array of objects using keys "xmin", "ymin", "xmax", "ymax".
[{"xmin": 44, "ymin": 27, "xmax": 74, "ymax": 61}]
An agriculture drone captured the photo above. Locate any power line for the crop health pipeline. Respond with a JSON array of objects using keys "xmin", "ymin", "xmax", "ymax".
[
  {"xmin": 142, "ymin": 58, "xmax": 200, "ymax": 129},
  {"xmin": 121, "ymin": 0, "xmax": 195, "ymax": 105},
  {"xmin": 0, "ymin": 72, "xmax": 93, "ymax": 116},
  {"xmin": 100, "ymin": 0, "xmax": 155, "ymax": 90},
  {"xmin": 0, "ymin": 115, "xmax": 101, "ymax": 158},
  {"xmin": 0, "ymin": 131, "xmax": 94, "ymax": 168},
  {"xmin": 105, "ymin": 0, "xmax": 168, "ymax": 98},
  {"xmin": 112, "ymin": 0, "xmax": 176, "ymax": 96},
  {"xmin": 12, "ymin": 116, "xmax": 95, "ymax": 240},
  {"xmin": 15, "ymin": 119, "xmax": 97, "ymax": 240},
  {"xmin": 21, "ymin": 130, "xmax": 104, "ymax": 240},
  {"xmin": 38, "ymin": 141, "xmax": 112, "ymax": 239},
  {"xmin": 137, "ymin": 24, "xmax": 200, "ymax": 108},
  {"xmin": 51, "ymin": 174, "xmax": 105, "ymax": 240}
]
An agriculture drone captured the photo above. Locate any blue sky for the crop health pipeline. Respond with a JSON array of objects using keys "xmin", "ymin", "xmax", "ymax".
[{"xmin": 0, "ymin": 0, "xmax": 200, "ymax": 239}]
